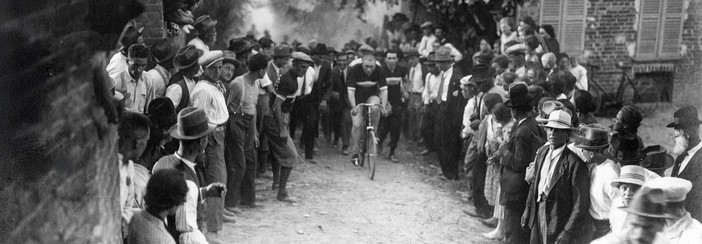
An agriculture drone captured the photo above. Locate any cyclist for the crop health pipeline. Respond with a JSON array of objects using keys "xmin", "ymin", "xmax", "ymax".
[{"xmin": 347, "ymin": 53, "xmax": 388, "ymax": 166}]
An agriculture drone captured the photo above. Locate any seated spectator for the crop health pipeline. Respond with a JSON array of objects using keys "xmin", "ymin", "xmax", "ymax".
[{"xmin": 127, "ymin": 169, "xmax": 188, "ymax": 244}]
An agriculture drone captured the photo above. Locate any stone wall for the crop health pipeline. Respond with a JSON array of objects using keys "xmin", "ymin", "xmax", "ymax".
[
  {"xmin": 135, "ymin": 0, "xmax": 166, "ymax": 44},
  {"xmin": 0, "ymin": 1, "xmax": 142, "ymax": 242}
]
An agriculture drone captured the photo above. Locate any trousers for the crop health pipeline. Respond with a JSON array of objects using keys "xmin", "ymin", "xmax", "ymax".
[
  {"xmin": 378, "ymin": 103, "xmax": 406, "ymax": 153},
  {"xmin": 290, "ymin": 97, "xmax": 319, "ymax": 159},
  {"xmin": 199, "ymin": 129, "xmax": 226, "ymax": 232},
  {"xmin": 420, "ymin": 102, "xmax": 439, "ymax": 151},
  {"xmin": 406, "ymin": 93, "xmax": 423, "ymax": 141},
  {"xmin": 224, "ymin": 112, "xmax": 256, "ymax": 208}
]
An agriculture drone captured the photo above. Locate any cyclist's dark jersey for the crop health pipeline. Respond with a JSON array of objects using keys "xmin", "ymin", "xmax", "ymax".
[{"xmin": 347, "ymin": 65, "xmax": 387, "ymax": 103}]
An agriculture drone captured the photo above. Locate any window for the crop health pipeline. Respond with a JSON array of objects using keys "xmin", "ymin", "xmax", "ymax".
[
  {"xmin": 539, "ymin": 0, "xmax": 587, "ymax": 55},
  {"xmin": 636, "ymin": 0, "xmax": 685, "ymax": 59}
]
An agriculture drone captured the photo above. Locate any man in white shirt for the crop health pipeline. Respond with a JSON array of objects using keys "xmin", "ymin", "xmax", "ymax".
[
  {"xmin": 405, "ymin": 48, "xmax": 424, "ymax": 143},
  {"xmin": 166, "ymin": 45, "xmax": 204, "ymax": 113},
  {"xmin": 113, "ymin": 44, "xmax": 156, "ymax": 114},
  {"xmin": 146, "ymin": 38, "xmax": 178, "ymax": 97},
  {"xmin": 669, "ymin": 105, "xmax": 702, "ymax": 222},
  {"xmin": 417, "ymin": 21, "xmax": 437, "ymax": 58},
  {"xmin": 188, "ymin": 15, "xmax": 217, "ymax": 54},
  {"xmin": 573, "ymin": 124, "xmax": 620, "ymax": 240},
  {"xmin": 645, "ymin": 177, "xmax": 702, "ymax": 243},
  {"xmin": 419, "ymin": 55, "xmax": 441, "ymax": 155},
  {"xmin": 117, "ymin": 112, "xmax": 151, "ymax": 238},
  {"xmin": 152, "ymin": 107, "xmax": 228, "ymax": 244},
  {"xmin": 107, "ymin": 25, "xmax": 143, "ymax": 80},
  {"xmin": 570, "ymin": 55, "xmax": 589, "ymax": 91},
  {"xmin": 190, "ymin": 50, "xmax": 229, "ymax": 240}
]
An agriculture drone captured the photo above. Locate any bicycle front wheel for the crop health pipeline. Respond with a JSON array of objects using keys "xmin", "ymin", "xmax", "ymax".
[
  {"xmin": 620, "ymin": 76, "xmax": 660, "ymax": 117},
  {"xmin": 367, "ymin": 130, "xmax": 377, "ymax": 180}
]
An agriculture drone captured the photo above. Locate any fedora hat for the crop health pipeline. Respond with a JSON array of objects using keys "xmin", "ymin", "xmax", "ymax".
[
  {"xmin": 147, "ymin": 97, "xmax": 177, "ymax": 129},
  {"xmin": 666, "ymin": 105, "xmax": 702, "ymax": 129},
  {"xmin": 574, "ymin": 124, "xmax": 609, "ymax": 150},
  {"xmin": 468, "ymin": 64, "xmax": 496, "ymax": 83},
  {"xmin": 198, "ymin": 50, "xmax": 224, "ymax": 67},
  {"xmin": 229, "ymin": 37, "xmax": 253, "ymax": 54},
  {"xmin": 173, "ymin": 45, "xmax": 204, "ymax": 70},
  {"xmin": 605, "ymin": 132, "xmax": 644, "ymax": 164},
  {"xmin": 272, "ymin": 45, "xmax": 292, "ymax": 58},
  {"xmin": 505, "ymin": 83, "xmax": 536, "ymax": 107},
  {"xmin": 621, "ymin": 188, "xmax": 675, "ymax": 219},
  {"xmin": 170, "ymin": 107, "xmax": 216, "ymax": 140},
  {"xmin": 611, "ymin": 165, "xmax": 648, "ymax": 188},
  {"xmin": 311, "ymin": 43, "xmax": 328, "ymax": 56},
  {"xmin": 430, "ymin": 46, "xmax": 453, "ymax": 62},
  {"xmin": 150, "ymin": 38, "xmax": 179, "ymax": 63},
  {"xmin": 536, "ymin": 100, "xmax": 564, "ymax": 123},
  {"xmin": 192, "ymin": 15, "xmax": 217, "ymax": 36},
  {"xmin": 540, "ymin": 109, "xmax": 577, "ymax": 130},
  {"xmin": 405, "ymin": 48, "xmax": 420, "ymax": 58},
  {"xmin": 639, "ymin": 145, "xmax": 675, "ymax": 174}
]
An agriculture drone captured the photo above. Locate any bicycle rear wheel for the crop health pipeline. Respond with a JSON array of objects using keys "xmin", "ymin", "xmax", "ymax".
[
  {"xmin": 620, "ymin": 76, "xmax": 660, "ymax": 117},
  {"xmin": 367, "ymin": 130, "xmax": 377, "ymax": 180}
]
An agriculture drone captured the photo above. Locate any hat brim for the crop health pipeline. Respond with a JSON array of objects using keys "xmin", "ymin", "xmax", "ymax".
[
  {"xmin": 642, "ymin": 155, "xmax": 675, "ymax": 171},
  {"xmin": 169, "ymin": 124, "xmax": 216, "ymax": 140},
  {"xmin": 620, "ymin": 206, "xmax": 676, "ymax": 219},
  {"xmin": 573, "ymin": 143, "xmax": 609, "ymax": 150},
  {"xmin": 666, "ymin": 121, "xmax": 702, "ymax": 128},
  {"xmin": 611, "ymin": 178, "xmax": 646, "ymax": 188},
  {"xmin": 430, "ymin": 57, "xmax": 454, "ymax": 62},
  {"xmin": 174, "ymin": 49, "xmax": 205, "ymax": 69},
  {"xmin": 540, "ymin": 122, "xmax": 577, "ymax": 130},
  {"xmin": 603, "ymin": 153, "xmax": 643, "ymax": 164},
  {"xmin": 155, "ymin": 49, "xmax": 178, "ymax": 63},
  {"xmin": 505, "ymin": 94, "xmax": 536, "ymax": 107}
]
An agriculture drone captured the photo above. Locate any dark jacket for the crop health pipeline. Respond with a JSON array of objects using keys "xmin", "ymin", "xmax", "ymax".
[
  {"xmin": 522, "ymin": 145, "xmax": 590, "ymax": 244},
  {"xmin": 500, "ymin": 117, "xmax": 546, "ymax": 206},
  {"xmin": 329, "ymin": 66, "xmax": 350, "ymax": 110},
  {"xmin": 167, "ymin": 72, "xmax": 197, "ymax": 113},
  {"xmin": 299, "ymin": 61, "xmax": 333, "ymax": 105},
  {"xmin": 676, "ymin": 149, "xmax": 702, "ymax": 222},
  {"xmin": 441, "ymin": 67, "xmax": 467, "ymax": 128}
]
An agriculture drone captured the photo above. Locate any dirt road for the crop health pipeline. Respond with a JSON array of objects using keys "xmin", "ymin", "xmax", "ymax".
[{"xmin": 220, "ymin": 141, "xmax": 498, "ymax": 244}]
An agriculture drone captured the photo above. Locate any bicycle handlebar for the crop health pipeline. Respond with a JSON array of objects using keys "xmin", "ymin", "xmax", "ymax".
[{"xmin": 355, "ymin": 103, "xmax": 384, "ymax": 109}]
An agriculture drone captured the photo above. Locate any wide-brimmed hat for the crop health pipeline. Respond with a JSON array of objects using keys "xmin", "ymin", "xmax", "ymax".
[
  {"xmin": 229, "ymin": 38, "xmax": 253, "ymax": 54},
  {"xmin": 574, "ymin": 124, "xmax": 609, "ymax": 150},
  {"xmin": 468, "ymin": 64, "xmax": 496, "ymax": 83},
  {"xmin": 644, "ymin": 177, "xmax": 693, "ymax": 203},
  {"xmin": 147, "ymin": 97, "xmax": 177, "ymax": 129},
  {"xmin": 272, "ymin": 45, "xmax": 292, "ymax": 58},
  {"xmin": 540, "ymin": 109, "xmax": 577, "ymax": 130},
  {"xmin": 536, "ymin": 100, "xmax": 564, "ymax": 123},
  {"xmin": 621, "ymin": 188, "xmax": 675, "ymax": 219},
  {"xmin": 311, "ymin": 43, "xmax": 328, "ymax": 56},
  {"xmin": 292, "ymin": 51, "xmax": 314, "ymax": 63},
  {"xmin": 192, "ymin": 15, "xmax": 217, "ymax": 36},
  {"xmin": 150, "ymin": 38, "xmax": 179, "ymax": 63},
  {"xmin": 639, "ymin": 145, "xmax": 675, "ymax": 173},
  {"xmin": 198, "ymin": 50, "xmax": 224, "ymax": 68},
  {"xmin": 611, "ymin": 165, "xmax": 648, "ymax": 188},
  {"xmin": 605, "ymin": 132, "xmax": 644, "ymax": 164},
  {"xmin": 666, "ymin": 105, "xmax": 702, "ymax": 129},
  {"xmin": 221, "ymin": 50, "xmax": 242, "ymax": 69},
  {"xmin": 505, "ymin": 83, "xmax": 535, "ymax": 107},
  {"xmin": 430, "ymin": 46, "xmax": 453, "ymax": 62},
  {"xmin": 405, "ymin": 48, "xmax": 420, "ymax": 58},
  {"xmin": 420, "ymin": 21, "xmax": 433, "ymax": 29},
  {"xmin": 173, "ymin": 45, "xmax": 204, "ymax": 69},
  {"xmin": 170, "ymin": 107, "xmax": 216, "ymax": 140}
]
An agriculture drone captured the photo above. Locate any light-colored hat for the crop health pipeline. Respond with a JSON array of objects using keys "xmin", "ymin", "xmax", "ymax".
[
  {"xmin": 430, "ymin": 46, "xmax": 453, "ymax": 62},
  {"xmin": 358, "ymin": 44, "xmax": 374, "ymax": 53},
  {"xmin": 536, "ymin": 100, "xmax": 564, "ymax": 123},
  {"xmin": 420, "ymin": 21, "xmax": 433, "ymax": 29},
  {"xmin": 291, "ymin": 51, "xmax": 313, "ymax": 63},
  {"xmin": 611, "ymin": 165, "xmax": 647, "ymax": 188},
  {"xmin": 198, "ymin": 50, "xmax": 224, "ymax": 67},
  {"xmin": 540, "ymin": 109, "xmax": 576, "ymax": 130},
  {"xmin": 170, "ymin": 107, "xmax": 216, "ymax": 140},
  {"xmin": 643, "ymin": 177, "xmax": 692, "ymax": 202}
]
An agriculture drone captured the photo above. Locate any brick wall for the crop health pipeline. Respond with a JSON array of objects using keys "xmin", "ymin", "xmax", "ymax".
[
  {"xmin": 135, "ymin": 0, "xmax": 165, "ymax": 44},
  {"xmin": 676, "ymin": 0, "xmax": 702, "ymax": 106},
  {"xmin": 0, "ymin": 0, "xmax": 141, "ymax": 242}
]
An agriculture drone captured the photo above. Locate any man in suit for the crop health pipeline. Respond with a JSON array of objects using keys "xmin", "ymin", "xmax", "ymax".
[
  {"xmin": 499, "ymin": 83, "xmax": 546, "ymax": 244},
  {"xmin": 669, "ymin": 105, "xmax": 702, "ymax": 222},
  {"xmin": 432, "ymin": 46, "xmax": 467, "ymax": 180},
  {"xmin": 522, "ymin": 109, "xmax": 590, "ymax": 244},
  {"xmin": 328, "ymin": 50, "xmax": 352, "ymax": 154}
]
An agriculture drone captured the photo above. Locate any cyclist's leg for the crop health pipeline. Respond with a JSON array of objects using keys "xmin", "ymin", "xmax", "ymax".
[
  {"xmin": 366, "ymin": 96, "xmax": 382, "ymax": 129},
  {"xmin": 349, "ymin": 105, "xmax": 364, "ymax": 157}
]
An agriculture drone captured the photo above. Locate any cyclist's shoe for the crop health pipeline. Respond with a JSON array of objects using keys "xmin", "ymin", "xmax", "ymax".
[
  {"xmin": 389, "ymin": 154, "xmax": 399, "ymax": 163},
  {"xmin": 351, "ymin": 154, "xmax": 359, "ymax": 166}
]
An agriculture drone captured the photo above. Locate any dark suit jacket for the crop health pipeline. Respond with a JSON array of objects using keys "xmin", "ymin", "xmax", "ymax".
[
  {"xmin": 329, "ymin": 66, "xmax": 350, "ymax": 110},
  {"xmin": 302, "ymin": 61, "xmax": 333, "ymax": 105},
  {"xmin": 442, "ymin": 67, "xmax": 467, "ymax": 128},
  {"xmin": 500, "ymin": 117, "xmax": 546, "ymax": 206},
  {"xmin": 522, "ymin": 145, "xmax": 590, "ymax": 244},
  {"xmin": 677, "ymin": 149, "xmax": 702, "ymax": 222}
]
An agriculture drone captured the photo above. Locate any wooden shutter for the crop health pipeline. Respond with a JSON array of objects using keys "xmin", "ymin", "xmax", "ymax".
[
  {"xmin": 636, "ymin": 0, "xmax": 663, "ymax": 59},
  {"xmin": 539, "ymin": 0, "xmax": 562, "ymax": 38},
  {"xmin": 657, "ymin": 0, "xmax": 684, "ymax": 57},
  {"xmin": 561, "ymin": 0, "xmax": 587, "ymax": 55}
]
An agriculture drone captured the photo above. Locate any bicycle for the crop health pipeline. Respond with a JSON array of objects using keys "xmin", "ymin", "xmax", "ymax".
[
  {"xmin": 587, "ymin": 61, "xmax": 661, "ymax": 117},
  {"xmin": 353, "ymin": 103, "xmax": 383, "ymax": 180}
]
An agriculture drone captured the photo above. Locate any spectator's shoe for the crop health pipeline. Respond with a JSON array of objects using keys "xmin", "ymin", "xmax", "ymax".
[
  {"xmin": 240, "ymin": 202, "xmax": 263, "ymax": 209},
  {"xmin": 222, "ymin": 214, "xmax": 237, "ymax": 223},
  {"xmin": 342, "ymin": 146, "xmax": 349, "ymax": 155},
  {"xmin": 463, "ymin": 208, "xmax": 490, "ymax": 219},
  {"xmin": 419, "ymin": 149, "xmax": 431, "ymax": 156},
  {"xmin": 481, "ymin": 230, "xmax": 505, "ymax": 240},
  {"xmin": 351, "ymin": 154, "xmax": 359, "ymax": 166},
  {"xmin": 479, "ymin": 218, "xmax": 498, "ymax": 228},
  {"xmin": 277, "ymin": 191, "xmax": 299, "ymax": 203},
  {"xmin": 389, "ymin": 154, "xmax": 399, "ymax": 163},
  {"xmin": 224, "ymin": 207, "xmax": 241, "ymax": 216},
  {"xmin": 205, "ymin": 231, "xmax": 224, "ymax": 244}
]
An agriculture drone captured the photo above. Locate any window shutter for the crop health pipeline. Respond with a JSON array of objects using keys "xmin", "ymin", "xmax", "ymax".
[
  {"xmin": 539, "ymin": 0, "xmax": 562, "ymax": 38},
  {"xmin": 636, "ymin": 0, "xmax": 663, "ymax": 59},
  {"xmin": 657, "ymin": 0, "xmax": 684, "ymax": 57},
  {"xmin": 561, "ymin": 0, "xmax": 587, "ymax": 55}
]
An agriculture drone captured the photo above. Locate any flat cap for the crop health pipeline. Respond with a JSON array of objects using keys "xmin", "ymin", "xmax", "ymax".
[{"xmin": 292, "ymin": 51, "xmax": 313, "ymax": 63}]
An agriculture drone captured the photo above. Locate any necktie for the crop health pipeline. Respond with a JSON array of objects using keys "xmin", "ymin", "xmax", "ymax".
[
  {"xmin": 672, "ymin": 152, "xmax": 688, "ymax": 177},
  {"xmin": 301, "ymin": 74, "xmax": 307, "ymax": 96},
  {"xmin": 436, "ymin": 72, "xmax": 445, "ymax": 104}
]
